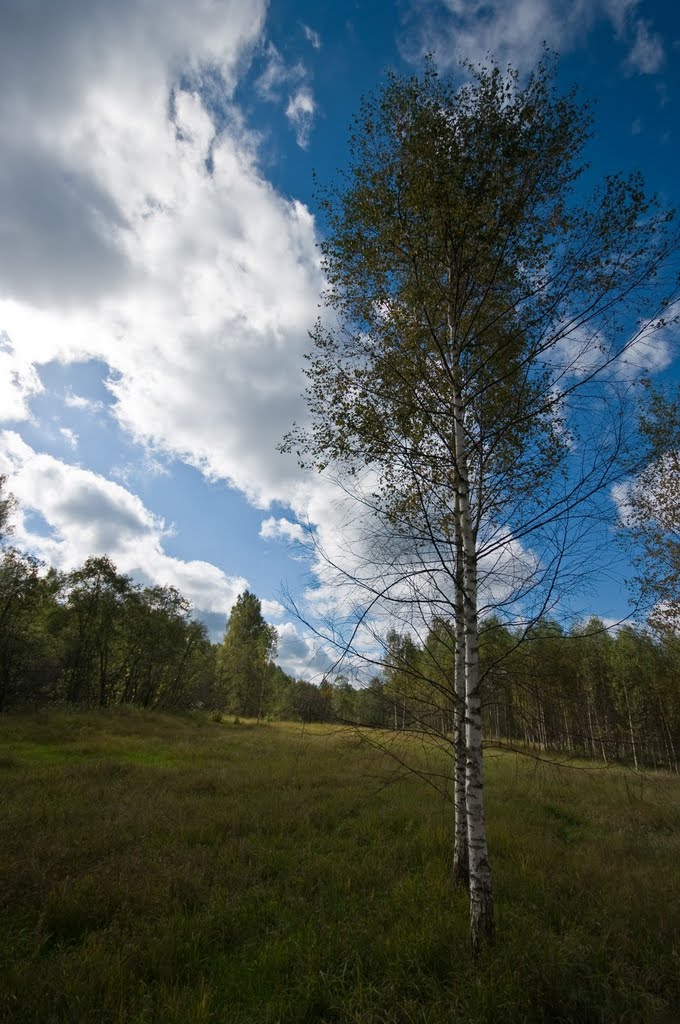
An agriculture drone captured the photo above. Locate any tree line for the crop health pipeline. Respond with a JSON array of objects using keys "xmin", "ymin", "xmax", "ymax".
[
  {"xmin": 0, "ymin": 547, "xmax": 213, "ymax": 712},
  {"xmin": 4, "ymin": 518, "xmax": 677, "ymax": 773},
  {"xmin": 0, "ymin": 487, "xmax": 381, "ymax": 722},
  {"xmin": 0, "ymin": 539, "xmax": 328, "ymax": 718},
  {"xmin": 351, "ymin": 618, "xmax": 680, "ymax": 774}
]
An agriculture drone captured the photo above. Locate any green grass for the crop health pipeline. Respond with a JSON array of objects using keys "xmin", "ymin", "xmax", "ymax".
[{"xmin": 1, "ymin": 709, "xmax": 679, "ymax": 1023}]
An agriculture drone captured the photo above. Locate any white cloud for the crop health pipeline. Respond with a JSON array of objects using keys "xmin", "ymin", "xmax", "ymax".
[
  {"xmin": 255, "ymin": 42, "xmax": 317, "ymax": 147},
  {"xmin": 275, "ymin": 620, "xmax": 337, "ymax": 680},
  {"xmin": 400, "ymin": 0, "xmax": 594, "ymax": 70},
  {"xmin": 59, "ymin": 427, "xmax": 79, "ymax": 450},
  {"xmin": 624, "ymin": 19, "xmax": 665, "ymax": 74},
  {"xmin": 544, "ymin": 310, "xmax": 676, "ymax": 383},
  {"xmin": 603, "ymin": 0, "xmax": 640, "ymax": 37},
  {"xmin": 256, "ymin": 42, "xmax": 305, "ymax": 100},
  {"xmin": 261, "ymin": 598, "xmax": 286, "ymax": 620},
  {"xmin": 64, "ymin": 390, "xmax": 104, "ymax": 413},
  {"xmin": 286, "ymin": 87, "xmax": 316, "ymax": 148},
  {"xmin": 612, "ymin": 478, "xmax": 633, "ymax": 525},
  {"xmin": 0, "ymin": 0, "xmax": 335, "ymax": 656},
  {"xmin": 0, "ymin": 431, "xmax": 248, "ymax": 616},
  {"xmin": 400, "ymin": 0, "xmax": 666, "ymax": 75},
  {"xmin": 111, "ymin": 454, "xmax": 171, "ymax": 487},
  {"xmin": 616, "ymin": 320, "xmax": 674, "ymax": 378},
  {"xmin": 301, "ymin": 24, "xmax": 322, "ymax": 49},
  {"xmin": 0, "ymin": 0, "xmax": 324, "ymax": 510},
  {"xmin": 260, "ymin": 515, "xmax": 311, "ymax": 544},
  {"xmin": 0, "ymin": 0, "xmax": 267, "ymax": 309},
  {"xmin": 0, "ymin": 334, "xmax": 43, "ymax": 422}
]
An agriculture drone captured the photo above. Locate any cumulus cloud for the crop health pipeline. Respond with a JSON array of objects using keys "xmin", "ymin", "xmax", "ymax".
[
  {"xmin": 0, "ymin": 431, "xmax": 248, "ymax": 616},
  {"xmin": 0, "ymin": 147, "xmax": 131, "ymax": 309},
  {"xmin": 260, "ymin": 515, "xmax": 311, "ymax": 544},
  {"xmin": 0, "ymin": 0, "xmax": 324, "ymax": 509},
  {"xmin": 261, "ymin": 598, "xmax": 286, "ymax": 619},
  {"xmin": 64, "ymin": 390, "xmax": 104, "ymax": 413},
  {"xmin": 0, "ymin": 0, "xmax": 335, "ymax": 669},
  {"xmin": 0, "ymin": 334, "xmax": 43, "ymax": 422},
  {"xmin": 275, "ymin": 620, "xmax": 337, "ymax": 680},
  {"xmin": 0, "ymin": 0, "xmax": 267, "ymax": 310}
]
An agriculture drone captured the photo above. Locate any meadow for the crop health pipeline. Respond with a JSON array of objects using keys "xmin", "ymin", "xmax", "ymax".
[{"xmin": 1, "ymin": 709, "xmax": 679, "ymax": 1023}]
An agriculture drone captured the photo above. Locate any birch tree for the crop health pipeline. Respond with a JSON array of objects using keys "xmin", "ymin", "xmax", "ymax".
[
  {"xmin": 284, "ymin": 56, "xmax": 679, "ymax": 952},
  {"xmin": 0, "ymin": 476, "xmax": 18, "ymax": 543},
  {"xmin": 625, "ymin": 386, "xmax": 680, "ymax": 634}
]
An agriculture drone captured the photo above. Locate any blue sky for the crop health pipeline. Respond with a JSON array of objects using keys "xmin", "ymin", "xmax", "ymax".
[{"xmin": 0, "ymin": 0, "xmax": 678, "ymax": 677}]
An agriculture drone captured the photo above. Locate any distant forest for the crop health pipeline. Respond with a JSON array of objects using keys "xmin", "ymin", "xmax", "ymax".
[{"xmin": 1, "ymin": 539, "xmax": 678, "ymax": 772}]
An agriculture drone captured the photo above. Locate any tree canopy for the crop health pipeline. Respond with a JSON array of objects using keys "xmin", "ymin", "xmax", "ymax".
[
  {"xmin": 217, "ymin": 590, "xmax": 279, "ymax": 719},
  {"xmin": 625, "ymin": 385, "xmax": 680, "ymax": 634}
]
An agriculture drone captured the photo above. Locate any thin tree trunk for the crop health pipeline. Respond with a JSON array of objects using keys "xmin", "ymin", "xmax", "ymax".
[
  {"xmin": 452, "ymin": 500, "xmax": 469, "ymax": 890},
  {"xmin": 563, "ymin": 705, "xmax": 572, "ymax": 753},
  {"xmin": 656, "ymin": 693, "xmax": 677, "ymax": 773},
  {"xmin": 664, "ymin": 712, "xmax": 678, "ymax": 773},
  {"xmin": 462, "ymin": 526, "xmax": 494, "ymax": 953},
  {"xmin": 592, "ymin": 696, "xmax": 608, "ymax": 765},
  {"xmin": 449, "ymin": 309, "xmax": 494, "ymax": 952},
  {"xmin": 621, "ymin": 677, "xmax": 639, "ymax": 771},
  {"xmin": 586, "ymin": 695, "xmax": 596, "ymax": 758},
  {"xmin": 256, "ymin": 662, "xmax": 266, "ymax": 725}
]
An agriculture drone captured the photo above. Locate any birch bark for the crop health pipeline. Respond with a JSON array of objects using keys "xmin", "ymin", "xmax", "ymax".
[
  {"xmin": 449, "ymin": 293, "xmax": 494, "ymax": 951},
  {"xmin": 452, "ymin": 495, "xmax": 469, "ymax": 889}
]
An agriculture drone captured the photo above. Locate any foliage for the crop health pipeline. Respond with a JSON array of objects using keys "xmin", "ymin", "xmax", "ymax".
[
  {"xmin": 0, "ymin": 549, "xmax": 63, "ymax": 710},
  {"xmin": 0, "ymin": 475, "xmax": 18, "ymax": 543},
  {"xmin": 626, "ymin": 384, "xmax": 680, "ymax": 634},
  {"xmin": 0, "ymin": 550, "xmax": 213, "ymax": 712},
  {"xmin": 217, "ymin": 590, "xmax": 278, "ymax": 718},
  {"xmin": 0, "ymin": 539, "xmax": 678, "ymax": 772}
]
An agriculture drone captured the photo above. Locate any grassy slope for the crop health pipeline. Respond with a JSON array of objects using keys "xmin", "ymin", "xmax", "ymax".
[{"xmin": 1, "ymin": 709, "xmax": 679, "ymax": 1024}]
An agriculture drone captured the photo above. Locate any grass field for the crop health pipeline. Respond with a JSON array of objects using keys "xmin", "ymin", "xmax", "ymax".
[{"xmin": 1, "ymin": 709, "xmax": 679, "ymax": 1023}]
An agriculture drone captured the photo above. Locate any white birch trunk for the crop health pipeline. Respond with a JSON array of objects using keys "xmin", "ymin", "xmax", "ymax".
[
  {"xmin": 449, "ymin": 291, "xmax": 494, "ymax": 952},
  {"xmin": 592, "ymin": 697, "xmax": 608, "ymax": 764},
  {"xmin": 622, "ymin": 677, "xmax": 639, "ymax": 771},
  {"xmin": 586, "ymin": 697, "xmax": 596, "ymax": 758},
  {"xmin": 452, "ymin": 504, "xmax": 469, "ymax": 889}
]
